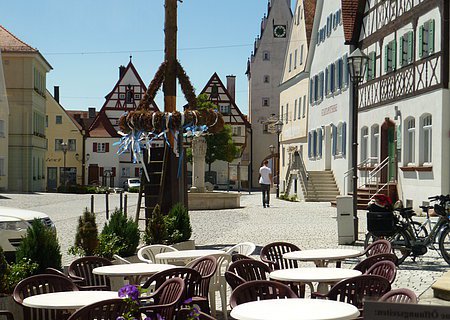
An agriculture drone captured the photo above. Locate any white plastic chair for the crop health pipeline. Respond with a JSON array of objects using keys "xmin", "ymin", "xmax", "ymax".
[
  {"xmin": 112, "ymin": 254, "xmax": 131, "ymax": 264},
  {"xmin": 137, "ymin": 244, "xmax": 178, "ymax": 264},
  {"xmin": 208, "ymin": 253, "xmax": 231, "ymax": 320},
  {"xmin": 226, "ymin": 242, "xmax": 256, "ymax": 256}
]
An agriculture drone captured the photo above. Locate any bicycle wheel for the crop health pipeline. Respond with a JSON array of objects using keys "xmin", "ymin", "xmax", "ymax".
[
  {"xmin": 411, "ymin": 221, "xmax": 428, "ymax": 239},
  {"xmin": 438, "ymin": 227, "xmax": 450, "ymax": 265},
  {"xmin": 364, "ymin": 229, "xmax": 411, "ymax": 264}
]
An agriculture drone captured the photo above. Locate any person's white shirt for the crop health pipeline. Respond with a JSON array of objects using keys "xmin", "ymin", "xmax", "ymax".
[{"xmin": 259, "ymin": 165, "xmax": 272, "ymax": 185}]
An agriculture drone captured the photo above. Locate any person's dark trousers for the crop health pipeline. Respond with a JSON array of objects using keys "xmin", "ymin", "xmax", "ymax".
[{"xmin": 261, "ymin": 184, "xmax": 270, "ymax": 207}]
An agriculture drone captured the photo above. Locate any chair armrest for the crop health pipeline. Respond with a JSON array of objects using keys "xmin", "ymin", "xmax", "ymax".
[
  {"xmin": 260, "ymin": 257, "xmax": 277, "ymax": 270},
  {"xmin": 77, "ymin": 285, "xmax": 110, "ymax": 291},
  {"xmin": 311, "ymin": 292, "xmax": 328, "ymax": 299}
]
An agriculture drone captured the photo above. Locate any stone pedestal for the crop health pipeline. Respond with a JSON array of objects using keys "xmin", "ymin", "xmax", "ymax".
[{"xmin": 190, "ymin": 136, "xmax": 207, "ymax": 193}]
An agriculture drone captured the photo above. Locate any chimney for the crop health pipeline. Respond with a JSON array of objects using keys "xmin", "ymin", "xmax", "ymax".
[
  {"xmin": 226, "ymin": 75, "xmax": 236, "ymax": 101},
  {"xmin": 54, "ymin": 86, "xmax": 60, "ymax": 103},
  {"xmin": 119, "ymin": 65, "xmax": 126, "ymax": 79},
  {"xmin": 88, "ymin": 107, "xmax": 96, "ymax": 119}
]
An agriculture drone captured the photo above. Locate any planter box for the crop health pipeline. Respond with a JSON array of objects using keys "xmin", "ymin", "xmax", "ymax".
[
  {"xmin": 0, "ymin": 294, "xmax": 23, "ymax": 320},
  {"xmin": 171, "ymin": 240, "xmax": 195, "ymax": 251}
]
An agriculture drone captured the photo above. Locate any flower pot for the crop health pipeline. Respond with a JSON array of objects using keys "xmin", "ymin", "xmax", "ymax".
[{"xmin": 171, "ymin": 240, "xmax": 195, "ymax": 251}]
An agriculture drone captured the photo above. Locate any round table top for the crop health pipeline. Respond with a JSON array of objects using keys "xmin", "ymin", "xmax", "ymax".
[
  {"xmin": 92, "ymin": 263, "xmax": 175, "ymax": 276},
  {"xmin": 270, "ymin": 267, "xmax": 362, "ymax": 283},
  {"xmin": 283, "ymin": 249, "xmax": 361, "ymax": 261},
  {"xmin": 22, "ymin": 291, "xmax": 118, "ymax": 310},
  {"xmin": 230, "ymin": 298, "xmax": 360, "ymax": 320},
  {"xmin": 155, "ymin": 249, "xmax": 225, "ymax": 260}
]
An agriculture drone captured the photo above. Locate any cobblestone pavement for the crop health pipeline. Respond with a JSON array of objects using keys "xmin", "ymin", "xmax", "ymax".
[{"xmin": 1, "ymin": 191, "xmax": 449, "ymax": 317}]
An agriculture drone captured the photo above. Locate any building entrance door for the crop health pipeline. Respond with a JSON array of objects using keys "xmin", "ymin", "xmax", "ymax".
[
  {"xmin": 324, "ymin": 125, "xmax": 332, "ymax": 170},
  {"xmin": 88, "ymin": 164, "xmax": 99, "ymax": 185},
  {"xmin": 47, "ymin": 167, "xmax": 57, "ymax": 192},
  {"xmin": 381, "ymin": 119, "xmax": 396, "ymax": 183}
]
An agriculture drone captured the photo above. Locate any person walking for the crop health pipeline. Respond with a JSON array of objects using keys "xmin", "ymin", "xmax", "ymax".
[{"xmin": 259, "ymin": 160, "xmax": 273, "ymax": 208}]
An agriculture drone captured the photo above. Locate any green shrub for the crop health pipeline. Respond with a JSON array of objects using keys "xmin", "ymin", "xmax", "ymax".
[
  {"xmin": 96, "ymin": 233, "xmax": 127, "ymax": 260},
  {"xmin": 101, "ymin": 209, "xmax": 140, "ymax": 257},
  {"xmin": 144, "ymin": 205, "xmax": 168, "ymax": 245},
  {"xmin": 166, "ymin": 203, "xmax": 191, "ymax": 244},
  {"xmin": 0, "ymin": 247, "xmax": 8, "ymax": 293},
  {"xmin": 4, "ymin": 258, "xmax": 38, "ymax": 294},
  {"xmin": 15, "ymin": 219, "xmax": 62, "ymax": 274},
  {"xmin": 128, "ymin": 187, "xmax": 140, "ymax": 193},
  {"xmin": 69, "ymin": 208, "xmax": 99, "ymax": 256}
]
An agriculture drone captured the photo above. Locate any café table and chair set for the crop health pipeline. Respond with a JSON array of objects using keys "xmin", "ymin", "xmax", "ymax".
[{"xmin": 3, "ymin": 239, "xmax": 415, "ymax": 320}]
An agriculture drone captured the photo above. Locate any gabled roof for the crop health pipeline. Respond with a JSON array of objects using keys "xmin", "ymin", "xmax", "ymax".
[
  {"xmin": 88, "ymin": 109, "xmax": 119, "ymax": 138},
  {"xmin": 199, "ymin": 72, "xmax": 251, "ymax": 129},
  {"xmin": 304, "ymin": 0, "xmax": 317, "ymax": 46},
  {"xmin": 341, "ymin": 0, "xmax": 365, "ymax": 44},
  {"xmin": 66, "ymin": 110, "xmax": 97, "ymax": 133},
  {"xmin": 0, "ymin": 25, "xmax": 36, "ymax": 52}
]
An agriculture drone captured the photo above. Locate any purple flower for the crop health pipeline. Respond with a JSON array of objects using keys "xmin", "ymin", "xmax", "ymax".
[
  {"xmin": 118, "ymin": 284, "xmax": 139, "ymax": 301},
  {"xmin": 183, "ymin": 298, "xmax": 193, "ymax": 304}
]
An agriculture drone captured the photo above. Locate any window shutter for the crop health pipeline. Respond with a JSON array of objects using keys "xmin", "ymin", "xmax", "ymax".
[
  {"xmin": 392, "ymin": 41, "xmax": 397, "ymax": 70},
  {"xmin": 338, "ymin": 59, "xmax": 343, "ymax": 88},
  {"xmin": 112, "ymin": 167, "xmax": 116, "ymax": 177},
  {"xmin": 320, "ymin": 73, "xmax": 324, "ymax": 100},
  {"xmin": 399, "ymin": 36, "xmax": 404, "ymax": 67},
  {"xmin": 342, "ymin": 122, "xmax": 347, "ymax": 156},
  {"xmin": 93, "ymin": 143, "xmax": 98, "ymax": 152},
  {"xmin": 318, "ymin": 129, "xmax": 323, "ymax": 157},
  {"xmin": 419, "ymin": 25, "xmax": 424, "ymax": 58},
  {"xmin": 332, "ymin": 125, "xmax": 337, "ymax": 156},
  {"xmin": 330, "ymin": 64, "xmax": 334, "ymax": 93},
  {"xmin": 407, "ymin": 31, "xmax": 414, "ymax": 63},
  {"xmin": 310, "ymin": 79, "xmax": 314, "ymax": 104},
  {"xmin": 308, "ymin": 132, "xmax": 312, "ymax": 158},
  {"xmin": 370, "ymin": 52, "xmax": 376, "ymax": 80},
  {"xmin": 335, "ymin": 61, "xmax": 339, "ymax": 90},
  {"xmin": 106, "ymin": 143, "xmax": 110, "ymax": 152},
  {"xmin": 384, "ymin": 44, "xmax": 389, "ymax": 73},
  {"xmin": 100, "ymin": 167, "xmax": 104, "ymax": 176},
  {"xmin": 313, "ymin": 131, "xmax": 317, "ymax": 157},
  {"xmin": 429, "ymin": 19, "xmax": 435, "ymax": 53},
  {"xmin": 343, "ymin": 54, "xmax": 349, "ymax": 87},
  {"xmin": 135, "ymin": 167, "xmax": 140, "ymax": 177},
  {"xmin": 325, "ymin": 67, "xmax": 329, "ymax": 95}
]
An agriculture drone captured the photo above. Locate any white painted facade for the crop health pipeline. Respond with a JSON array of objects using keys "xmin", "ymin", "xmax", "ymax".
[
  {"xmin": 278, "ymin": 0, "xmax": 318, "ymax": 198},
  {"xmin": 357, "ymin": 1, "xmax": 449, "ymax": 210},
  {"xmin": 307, "ymin": 0, "xmax": 350, "ymax": 194},
  {"xmin": 247, "ymin": 0, "xmax": 293, "ymax": 188},
  {"xmin": 0, "ymin": 50, "xmax": 9, "ymax": 191}
]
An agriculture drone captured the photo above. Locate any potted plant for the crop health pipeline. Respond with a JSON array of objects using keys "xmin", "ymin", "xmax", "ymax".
[{"xmin": 68, "ymin": 208, "xmax": 99, "ymax": 256}]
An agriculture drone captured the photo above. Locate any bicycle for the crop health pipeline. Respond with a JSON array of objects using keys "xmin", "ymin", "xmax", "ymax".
[{"xmin": 364, "ymin": 195, "xmax": 450, "ymax": 265}]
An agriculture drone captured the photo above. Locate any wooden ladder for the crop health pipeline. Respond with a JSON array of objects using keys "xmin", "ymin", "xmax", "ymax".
[{"xmin": 135, "ymin": 146, "xmax": 167, "ymax": 229}]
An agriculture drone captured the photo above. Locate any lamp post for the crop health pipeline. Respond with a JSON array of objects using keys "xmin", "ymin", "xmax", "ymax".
[
  {"xmin": 75, "ymin": 152, "xmax": 90, "ymax": 186},
  {"xmin": 268, "ymin": 144, "xmax": 275, "ymax": 189},
  {"xmin": 274, "ymin": 119, "xmax": 283, "ymax": 198},
  {"xmin": 347, "ymin": 48, "xmax": 369, "ymax": 241},
  {"xmin": 61, "ymin": 142, "xmax": 68, "ymax": 189}
]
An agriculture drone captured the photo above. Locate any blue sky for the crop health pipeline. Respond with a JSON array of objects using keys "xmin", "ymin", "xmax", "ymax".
[{"xmin": 0, "ymin": 0, "xmax": 288, "ymax": 115}]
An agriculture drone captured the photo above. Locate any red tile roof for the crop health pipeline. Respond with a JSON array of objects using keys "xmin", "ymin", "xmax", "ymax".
[
  {"xmin": 304, "ymin": 0, "xmax": 317, "ymax": 46},
  {"xmin": 341, "ymin": 0, "xmax": 365, "ymax": 44},
  {"xmin": 0, "ymin": 25, "xmax": 37, "ymax": 52}
]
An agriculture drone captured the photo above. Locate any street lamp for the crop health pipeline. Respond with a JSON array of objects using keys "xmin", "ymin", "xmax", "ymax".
[
  {"xmin": 61, "ymin": 142, "xmax": 68, "ymax": 189},
  {"xmin": 274, "ymin": 119, "xmax": 283, "ymax": 198},
  {"xmin": 347, "ymin": 48, "xmax": 369, "ymax": 240},
  {"xmin": 268, "ymin": 145, "xmax": 275, "ymax": 188}
]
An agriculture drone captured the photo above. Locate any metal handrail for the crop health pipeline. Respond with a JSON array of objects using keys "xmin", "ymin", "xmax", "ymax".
[
  {"xmin": 343, "ymin": 157, "xmax": 378, "ymax": 194},
  {"xmin": 297, "ymin": 152, "xmax": 308, "ymax": 198}
]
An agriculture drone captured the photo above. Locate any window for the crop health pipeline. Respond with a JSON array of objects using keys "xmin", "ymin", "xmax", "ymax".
[
  {"xmin": 333, "ymin": 122, "xmax": 346, "ymax": 156},
  {"xmin": 45, "ymin": 115, "xmax": 48, "ymax": 128},
  {"xmin": 119, "ymin": 93, "xmax": 126, "ymax": 100},
  {"xmin": 68, "ymin": 139, "xmax": 76, "ymax": 151},
  {"xmin": 134, "ymin": 93, "xmax": 141, "ymax": 100},
  {"xmin": 294, "ymin": 99, "xmax": 297, "ymax": 120},
  {"xmin": 371, "ymin": 124, "xmax": 379, "ymax": 159},
  {"xmin": 263, "ymin": 123, "xmax": 270, "ymax": 134},
  {"xmin": 318, "ymin": 72, "xmax": 324, "ymax": 101},
  {"xmin": 421, "ymin": 114, "xmax": 432, "ymax": 164},
  {"xmin": 232, "ymin": 126, "xmax": 242, "ymax": 136},
  {"xmin": 294, "ymin": 49, "xmax": 298, "ymax": 69},
  {"xmin": 263, "ymin": 51, "xmax": 270, "ymax": 61},
  {"xmin": 325, "ymin": 67, "xmax": 329, "ymax": 95},
  {"xmin": 94, "ymin": 142, "xmax": 109, "ymax": 153},
  {"xmin": 56, "ymin": 115, "xmax": 62, "ymax": 124},
  {"xmin": 297, "ymin": 97, "xmax": 301, "ymax": 119},
  {"xmin": 55, "ymin": 139, "xmax": 63, "ymax": 151},
  {"xmin": 121, "ymin": 167, "xmax": 130, "ymax": 177},
  {"xmin": 0, "ymin": 120, "xmax": 4, "ymax": 137},
  {"xmin": 399, "ymin": 32, "xmax": 414, "ymax": 67},
  {"xmin": 220, "ymin": 104, "xmax": 231, "ymax": 115},
  {"xmin": 366, "ymin": 51, "xmax": 376, "ymax": 80},
  {"xmin": 281, "ymin": 106, "xmax": 284, "ymax": 123},
  {"xmin": 419, "ymin": 19, "xmax": 435, "ymax": 58},
  {"xmin": 384, "ymin": 39, "xmax": 397, "ymax": 73},
  {"xmin": 263, "ymin": 75, "xmax": 270, "ymax": 83},
  {"xmin": 289, "ymin": 53, "xmax": 292, "ymax": 72},
  {"xmin": 262, "ymin": 98, "xmax": 270, "ymax": 107},
  {"xmin": 126, "ymin": 90, "xmax": 133, "ymax": 103},
  {"xmin": 361, "ymin": 127, "xmax": 369, "ymax": 162},
  {"xmin": 0, "ymin": 157, "xmax": 4, "ymax": 176},
  {"xmin": 302, "ymin": 95, "xmax": 306, "ymax": 118},
  {"xmin": 317, "ymin": 128, "xmax": 323, "ymax": 158},
  {"xmin": 404, "ymin": 117, "xmax": 415, "ymax": 165},
  {"xmin": 285, "ymin": 103, "xmax": 289, "ymax": 123},
  {"xmin": 343, "ymin": 54, "xmax": 349, "ymax": 88},
  {"xmin": 327, "ymin": 14, "xmax": 332, "ymax": 37},
  {"xmin": 300, "ymin": 45, "xmax": 304, "ymax": 65}
]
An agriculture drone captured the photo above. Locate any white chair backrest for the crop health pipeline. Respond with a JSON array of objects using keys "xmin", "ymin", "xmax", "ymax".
[
  {"xmin": 137, "ymin": 244, "xmax": 178, "ymax": 263},
  {"xmin": 226, "ymin": 242, "xmax": 256, "ymax": 256},
  {"xmin": 210, "ymin": 253, "xmax": 232, "ymax": 288},
  {"xmin": 112, "ymin": 254, "xmax": 131, "ymax": 264}
]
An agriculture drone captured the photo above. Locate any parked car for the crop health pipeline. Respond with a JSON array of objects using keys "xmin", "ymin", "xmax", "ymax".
[
  {"xmin": 0, "ymin": 206, "xmax": 55, "ymax": 260},
  {"xmin": 123, "ymin": 178, "xmax": 140, "ymax": 191}
]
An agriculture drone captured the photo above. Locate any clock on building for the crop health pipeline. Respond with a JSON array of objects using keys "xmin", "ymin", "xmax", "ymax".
[{"xmin": 273, "ymin": 25, "xmax": 287, "ymax": 38}]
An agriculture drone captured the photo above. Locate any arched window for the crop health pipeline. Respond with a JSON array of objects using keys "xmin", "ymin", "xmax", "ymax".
[
  {"xmin": 404, "ymin": 117, "xmax": 415, "ymax": 165},
  {"xmin": 371, "ymin": 124, "xmax": 379, "ymax": 160},
  {"xmin": 420, "ymin": 114, "xmax": 432, "ymax": 164},
  {"xmin": 361, "ymin": 127, "xmax": 369, "ymax": 162}
]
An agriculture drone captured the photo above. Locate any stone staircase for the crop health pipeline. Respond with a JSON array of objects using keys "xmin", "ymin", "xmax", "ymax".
[
  {"xmin": 330, "ymin": 182, "xmax": 398, "ymax": 209},
  {"xmin": 304, "ymin": 170, "xmax": 340, "ymax": 202}
]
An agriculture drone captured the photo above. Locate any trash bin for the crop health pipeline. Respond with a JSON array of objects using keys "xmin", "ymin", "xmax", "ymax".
[{"xmin": 336, "ymin": 195, "xmax": 355, "ymax": 244}]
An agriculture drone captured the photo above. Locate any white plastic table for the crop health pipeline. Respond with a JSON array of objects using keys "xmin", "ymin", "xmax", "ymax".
[
  {"xmin": 283, "ymin": 249, "xmax": 362, "ymax": 267},
  {"xmin": 270, "ymin": 267, "xmax": 362, "ymax": 294},
  {"xmin": 155, "ymin": 249, "xmax": 225, "ymax": 264},
  {"xmin": 22, "ymin": 291, "xmax": 118, "ymax": 310},
  {"xmin": 92, "ymin": 262, "xmax": 175, "ymax": 284},
  {"xmin": 230, "ymin": 298, "xmax": 360, "ymax": 320}
]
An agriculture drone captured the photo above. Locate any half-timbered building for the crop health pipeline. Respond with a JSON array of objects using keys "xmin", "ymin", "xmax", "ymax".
[
  {"xmin": 247, "ymin": 0, "xmax": 293, "ymax": 189},
  {"xmin": 87, "ymin": 60, "xmax": 159, "ymax": 187},
  {"xmin": 195, "ymin": 73, "xmax": 252, "ymax": 190},
  {"xmin": 345, "ymin": 0, "xmax": 449, "ymax": 208},
  {"xmin": 279, "ymin": 0, "xmax": 318, "ymax": 199}
]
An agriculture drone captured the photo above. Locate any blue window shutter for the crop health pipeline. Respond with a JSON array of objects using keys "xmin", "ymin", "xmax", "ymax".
[
  {"xmin": 309, "ymin": 79, "xmax": 314, "ymax": 104},
  {"xmin": 429, "ymin": 19, "xmax": 435, "ymax": 53},
  {"xmin": 342, "ymin": 122, "xmax": 347, "ymax": 156},
  {"xmin": 313, "ymin": 131, "xmax": 317, "ymax": 157},
  {"xmin": 332, "ymin": 125, "xmax": 337, "ymax": 156},
  {"xmin": 343, "ymin": 54, "xmax": 349, "ymax": 87},
  {"xmin": 330, "ymin": 64, "xmax": 335, "ymax": 92},
  {"xmin": 325, "ymin": 67, "xmax": 329, "ymax": 94},
  {"xmin": 318, "ymin": 129, "xmax": 323, "ymax": 157},
  {"xmin": 308, "ymin": 132, "xmax": 312, "ymax": 158}
]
